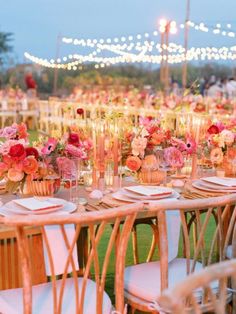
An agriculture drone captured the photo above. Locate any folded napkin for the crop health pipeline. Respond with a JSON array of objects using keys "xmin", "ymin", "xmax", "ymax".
[
  {"xmin": 14, "ymin": 198, "xmax": 63, "ymax": 211},
  {"xmin": 43, "ymin": 224, "xmax": 79, "ymax": 276},
  {"xmin": 125, "ymin": 186, "xmax": 172, "ymax": 197}
]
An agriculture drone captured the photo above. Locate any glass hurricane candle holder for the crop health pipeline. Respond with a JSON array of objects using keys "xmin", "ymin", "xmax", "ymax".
[{"xmin": 59, "ymin": 157, "xmax": 80, "ymax": 204}]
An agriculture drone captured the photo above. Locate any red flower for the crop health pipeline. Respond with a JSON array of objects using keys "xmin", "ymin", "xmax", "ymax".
[
  {"xmin": 77, "ymin": 108, "xmax": 84, "ymax": 115},
  {"xmin": 9, "ymin": 144, "xmax": 26, "ymax": 161},
  {"xmin": 165, "ymin": 130, "xmax": 172, "ymax": 140},
  {"xmin": 68, "ymin": 133, "xmax": 80, "ymax": 145},
  {"xmin": 207, "ymin": 125, "xmax": 220, "ymax": 135},
  {"xmin": 25, "ymin": 147, "xmax": 39, "ymax": 159}
]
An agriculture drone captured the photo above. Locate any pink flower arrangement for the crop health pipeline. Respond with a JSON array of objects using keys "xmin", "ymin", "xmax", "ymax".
[
  {"xmin": 124, "ymin": 117, "xmax": 192, "ymax": 173},
  {"xmin": 0, "ymin": 123, "xmax": 92, "ymax": 192},
  {"xmin": 204, "ymin": 120, "xmax": 236, "ymax": 167}
]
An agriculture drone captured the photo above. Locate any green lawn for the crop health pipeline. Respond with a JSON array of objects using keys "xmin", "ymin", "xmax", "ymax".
[{"xmin": 29, "ymin": 130, "xmax": 39, "ymax": 143}]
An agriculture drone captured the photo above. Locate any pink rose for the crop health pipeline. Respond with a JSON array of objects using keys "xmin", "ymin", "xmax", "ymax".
[
  {"xmin": 0, "ymin": 126, "xmax": 17, "ymax": 139},
  {"xmin": 66, "ymin": 144, "xmax": 87, "ymax": 159}
]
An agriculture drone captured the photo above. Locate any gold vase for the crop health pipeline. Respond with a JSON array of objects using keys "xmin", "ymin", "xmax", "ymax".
[
  {"xmin": 27, "ymin": 178, "xmax": 60, "ymax": 197},
  {"xmin": 139, "ymin": 169, "xmax": 166, "ymax": 185}
]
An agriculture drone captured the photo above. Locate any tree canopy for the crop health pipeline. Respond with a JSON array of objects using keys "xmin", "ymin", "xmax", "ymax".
[{"xmin": 0, "ymin": 31, "xmax": 13, "ymax": 65}]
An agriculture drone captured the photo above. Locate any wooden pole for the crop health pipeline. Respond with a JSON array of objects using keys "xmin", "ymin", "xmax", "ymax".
[
  {"xmin": 182, "ymin": 0, "xmax": 191, "ymax": 91},
  {"xmin": 160, "ymin": 33, "xmax": 165, "ymax": 85},
  {"xmin": 53, "ymin": 33, "xmax": 61, "ymax": 96},
  {"xmin": 164, "ymin": 28, "xmax": 169, "ymax": 94}
]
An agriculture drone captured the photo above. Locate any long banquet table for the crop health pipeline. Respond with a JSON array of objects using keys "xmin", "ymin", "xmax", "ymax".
[{"xmin": 0, "ymin": 180, "xmax": 235, "ymax": 291}]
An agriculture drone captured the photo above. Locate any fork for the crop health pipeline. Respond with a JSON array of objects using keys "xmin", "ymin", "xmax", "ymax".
[{"xmin": 85, "ymin": 203, "xmax": 100, "ymax": 211}]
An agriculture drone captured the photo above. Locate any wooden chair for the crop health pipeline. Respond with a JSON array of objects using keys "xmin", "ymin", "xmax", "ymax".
[
  {"xmin": 0, "ymin": 225, "xmax": 47, "ymax": 290},
  {"xmin": 122, "ymin": 195, "xmax": 236, "ymax": 313},
  {"xmin": 158, "ymin": 259, "xmax": 236, "ymax": 314},
  {"xmin": 0, "ymin": 202, "xmax": 143, "ymax": 314}
]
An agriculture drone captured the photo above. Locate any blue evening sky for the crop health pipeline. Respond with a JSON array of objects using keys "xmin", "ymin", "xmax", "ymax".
[{"xmin": 1, "ymin": 0, "xmax": 236, "ymax": 63}]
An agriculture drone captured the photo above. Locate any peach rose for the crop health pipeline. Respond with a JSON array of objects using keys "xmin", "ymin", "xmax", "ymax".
[
  {"xmin": 210, "ymin": 148, "xmax": 223, "ymax": 165},
  {"xmin": 126, "ymin": 156, "xmax": 142, "ymax": 172},
  {"xmin": 22, "ymin": 156, "xmax": 39, "ymax": 174},
  {"xmin": 142, "ymin": 154, "xmax": 158, "ymax": 170},
  {"xmin": 150, "ymin": 133, "xmax": 165, "ymax": 146},
  {"xmin": 7, "ymin": 168, "xmax": 24, "ymax": 182}
]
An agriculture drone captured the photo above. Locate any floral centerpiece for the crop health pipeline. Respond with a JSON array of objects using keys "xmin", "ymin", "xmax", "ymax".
[
  {"xmin": 0, "ymin": 123, "xmax": 34, "ymax": 192},
  {"xmin": 0, "ymin": 123, "xmax": 92, "ymax": 194},
  {"xmin": 33, "ymin": 125, "xmax": 93, "ymax": 190},
  {"xmin": 204, "ymin": 120, "xmax": 236, "ymax": 175},
  {"xmin": 124, "ymin": 117, "xmax": 197, "ymax": 184}
]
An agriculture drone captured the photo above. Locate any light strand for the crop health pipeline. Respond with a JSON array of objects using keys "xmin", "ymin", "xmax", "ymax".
[{"xmin": 24, "ymin": 45, "xmax": 236, "ymax": 70}]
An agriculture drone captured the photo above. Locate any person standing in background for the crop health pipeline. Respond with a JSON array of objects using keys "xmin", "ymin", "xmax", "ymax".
[{"xmin": 24, "ymin": 72, "xmax": 37, "ymax": 97}]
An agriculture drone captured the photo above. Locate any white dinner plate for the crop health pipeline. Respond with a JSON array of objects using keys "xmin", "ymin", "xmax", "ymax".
[
  {"xmin": 1, "ymin": 198, "xmax": 77, "ymax": 215},
  {"xmin": 197, "ymin": 180, "xmax": 236, "ymax": 191},
  {"xmin": 120, "ymin": 188, "xmax": 174, "ymax": 200},
  {"xmin": 112, "ymin": 190, "xmax": 180, "ymax": 203},
  {"xmin": 192, "ymin": 180, "xmax": 236, "ymax": 194},
  {"xmin": 201, "ymin": 176, "xmax": 236, "ymax": 188}
]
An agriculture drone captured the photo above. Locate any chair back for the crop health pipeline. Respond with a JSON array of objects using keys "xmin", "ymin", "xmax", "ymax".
[
  {"xmin": 0, "ymin": 202, "xmax": 143, "ymax": 314},
  {"xmin": 149, "ymin": 195, "xmax": 236, "ymax": 291},
  {"xmin": 158, "ymin": 259, "xmax": 236, "ymax": 314},
  {"xmin": 0, "ymin": 226, "xmax": 47, "ymax": 290}
]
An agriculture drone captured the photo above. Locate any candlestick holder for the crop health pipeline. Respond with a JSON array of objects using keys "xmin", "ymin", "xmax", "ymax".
[
  {"xmin": 113, "ymin": 175, "xmax": 120, "ymax": 191},
  {"xmin": 191, "ymin": 153, "xmax": 198, "ymax": 180}
]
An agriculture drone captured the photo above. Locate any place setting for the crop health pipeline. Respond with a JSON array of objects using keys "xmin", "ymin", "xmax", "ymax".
[
  {"xmin": 103, "ymin": 185, "xmax": 180, "ymax": 205},
  {"xmin": 0, "ymin": 197, "xmax": 77, "ymax": 217},
  {"xmin": 192, "ymin": 176, "xmax": 236, "ymax": 193}
]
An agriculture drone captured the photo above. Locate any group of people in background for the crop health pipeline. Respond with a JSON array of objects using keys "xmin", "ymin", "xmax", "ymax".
[
  {"xmin": 200, "ymin": 76, "xmax": 236, "ymax": 98},
  {"xmin": 169, "ymin": 76, "xmax": 236, "ymax": 99}
]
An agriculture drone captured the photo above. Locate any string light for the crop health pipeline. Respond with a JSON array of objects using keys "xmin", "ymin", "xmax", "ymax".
[
  {"xmin": 183, "ymin": 20, "xmax": 236, "ymax": 38},
  {"xmin": 62, "ymin": 20, "xmax": 236, "ymax": 51},
  {"xmin": 24, "ymin": 44, "xmax": 236, "ymax": 70}
]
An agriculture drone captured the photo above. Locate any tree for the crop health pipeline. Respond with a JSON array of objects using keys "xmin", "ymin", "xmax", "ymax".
[{"xmin": 0, "ymin": 31, "xmax": 13, "ymax": 65}]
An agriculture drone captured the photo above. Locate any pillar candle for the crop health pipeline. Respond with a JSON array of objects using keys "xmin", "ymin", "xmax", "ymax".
[
  {"xmin": 99, "ymin": 123, "xmax": 105, "ymax": 179},
  {"xmin": 113, "ymin": 124, "xmax": 119, "ymax": 176}
]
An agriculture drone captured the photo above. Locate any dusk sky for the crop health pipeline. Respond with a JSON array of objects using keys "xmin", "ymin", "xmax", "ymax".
[{"xmin": 1, "ymin": 0, "xmax": 236, "ymax": 63}]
